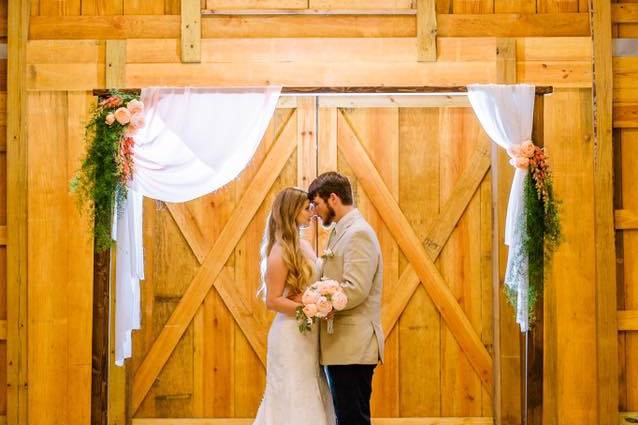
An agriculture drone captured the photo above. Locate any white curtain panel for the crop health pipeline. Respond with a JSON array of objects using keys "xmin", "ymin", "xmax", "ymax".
[
  {"xmin": 113, "ymin": 86, "xmax": 282, "ymax": 365},
  {"xmin": 467, "ymin": 84, "xmax": 535, "ymax": 332}
]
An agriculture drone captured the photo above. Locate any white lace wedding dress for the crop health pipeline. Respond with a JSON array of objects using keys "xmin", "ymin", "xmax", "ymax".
[{"xmin": 253, "ymin": 259, "xmax": 336, "ymax": 425}]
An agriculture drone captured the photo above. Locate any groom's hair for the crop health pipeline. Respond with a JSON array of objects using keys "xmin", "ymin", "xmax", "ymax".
[{"xmin": 308, "ymin": 172, "xmax": 354, "ymax": 206}]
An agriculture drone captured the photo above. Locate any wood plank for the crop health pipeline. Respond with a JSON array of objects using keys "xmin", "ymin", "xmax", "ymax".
[
  {"xmin": 108, "ymin": 249, "xmax": 126, "ymax": 425},
  {"xmin": 417, "ymin": 0, "xmax": 437, "ymax": 62},
  {"xmin": 166, "ymin": 203, "xmax": 210, "ymax": 263},
  {"xmin": 310, "ymin": 0, "xmax": 413, "ymax": 8},
  {"xmin": 133, "ymin": 418, "xmax": 495, "ymax": 425},
  {"xmin": 0, "ymin": 320, "xmax": 6, "ymax": 340},
  {"xmin": 28, "ymin": 14, "xmax": 591, "ymax": 39},
  {"xmin": 131, "ymin": 112, "xmax": 297, "ymax": 413},
  {"xmin": 496, "ymin": 38, "xmax": 516, "ymax": 84},
  {"xmin": 613, "ymin": 3, "xmax": 638, "ymax": 23},
  {"xmin": 397, "ymin": 107, "xmax": 441, "ymax": 417},
  {"xmin": 206, "ymin": 0, "xmax": 307, "ymax": 9},
  {"xmin": 105, "ymin": 40, "xmax": 126, "ymax": 88},
  {"xmin": 80, "ymin": 0, "xmax": 124, "ymax": 15},
  {"xmin": 181, "ymin": 0, "xmax": 201, "ymax": 63},
  {"xmin": 614, "ymin": 104, "xmax": 638, "ymax": 128},
  {"xmin": 319, "ymin": 95, "xmax": 471, "ymax": 108},
  {"xmin": 544, "ymin": 88, "xmax": 597, "ymax": 425},
  {"xmin": 7, "ymin": 1, "xmax": 29, "ymax": 424},
  {"xmin": 616, "ymin": 209, "xmax": 638, "ymax": 230},
  {"xmin": 337, "ymin": 110, "xmax": 494, "ymax": 391},
  {"xmin": 618, "ymin": 310, "xmax": 638, "ymax": 331},
  {"xmin": 592, "ymin": 1, "xmax": 619, "ymax": 423},
  {"xmin": 296, "ymin": 97, "xmax": 317, "ymax": 248},
  {"xmin": 620, "ymin": 412, "xmax": 638, "ymax": 424}
]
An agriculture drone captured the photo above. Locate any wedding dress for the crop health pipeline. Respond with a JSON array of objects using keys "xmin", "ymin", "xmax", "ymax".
[{"xmin": 253, "ymin": 259, "xmax": 336, "ymax": 425}]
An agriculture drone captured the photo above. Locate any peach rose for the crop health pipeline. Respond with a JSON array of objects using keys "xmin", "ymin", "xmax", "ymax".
[
  {"xmin": 316, "ymin": 297, "xmax": 333, "ymax": 318},
  {"xmin": 303, "ymin": 303, "xmax": 318, "ymax": 318},
  {"xmin": 105, "ymin": 113, "xmax": 115, "ymax": 126},
  {"xmin": 521, "ymin": 140, "xmax": 536, "ymax": 158},
  {"xmin": 509, "ymin": 156, "xmax": 529, "ymax": 170},
  {"xmin": 507, "ymin": 144, "xmax": 522, "ymax": 158},
  {"xmin": 322, "ymin": 280, "xmax": 340, "ymax": 295},
  {"xmin": 302, "ymin": 289, "xmax": 321, "ymax": 305},
  {"xmin": 100, "ymin": 96, "xmax": 122, "ymax": 108},
  {"xmin": 127, "ymin": 99, "xmax": 144, "ymax": 114},
  {"xmin": 114, "ymin": 107, "xmax": 131, "ymax": 125},
  {"xmin": 129, "ymin": 112, "xmax": 145, "ymax": 129},
  {"xmin": 331, "ymin": 291, "xmax": 347, "ymax": 311}
]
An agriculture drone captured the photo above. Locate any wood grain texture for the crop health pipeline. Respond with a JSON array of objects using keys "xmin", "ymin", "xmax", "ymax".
[{"xmin": 7, "ymin": 2, "xmax": 29, "ymax": 425}]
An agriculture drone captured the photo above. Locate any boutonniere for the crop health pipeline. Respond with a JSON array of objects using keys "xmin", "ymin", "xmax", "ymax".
[{"xmin": 321, "ymin": 248, "xmax": 335, "ymax": 259}]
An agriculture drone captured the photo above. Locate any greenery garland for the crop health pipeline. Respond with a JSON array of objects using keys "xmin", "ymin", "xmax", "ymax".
[
  {"xmin": 70, "ymin": 90, "xmax": 144, "ymax": 252},
  {"xmin": 506, "ymin": 141, "xmax": 562, "ymax": 325}
]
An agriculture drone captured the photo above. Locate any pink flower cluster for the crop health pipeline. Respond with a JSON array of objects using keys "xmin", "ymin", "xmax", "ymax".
[
  {"xmin": 296, "ymin": 279, "xmax": 348, "ymax": 334},
  {"xmin": 507, "ymin": 140, "xmax": 536, "ymax": 170},
  {"xmin": 301, "ymin": 279, "xmax": 348, "ymax": 320},
  {"xmin": 99, "ymin": 95, "xmax": 146, "ymax": 185},
  {"xmin": 104, "ymin": 98, "xmax": 145, "ymax": 137},
  {"xmin": 508, "ymin": 139, "xmax": 552, "ymax": 205}
]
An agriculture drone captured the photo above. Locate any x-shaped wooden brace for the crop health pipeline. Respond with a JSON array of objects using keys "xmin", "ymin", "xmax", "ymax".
[
  {"xmin": 337, "ymin": 110, "xmax": 493, "ymax": 391},
  {"xmin": 131, "ymin": 110, "xmax": 297, "ymax": 413}
]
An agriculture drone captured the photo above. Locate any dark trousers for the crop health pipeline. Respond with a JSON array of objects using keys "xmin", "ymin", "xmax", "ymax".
[{"xmin": 325, "ymin": 364, "xmax": 376, "ymax": 425}]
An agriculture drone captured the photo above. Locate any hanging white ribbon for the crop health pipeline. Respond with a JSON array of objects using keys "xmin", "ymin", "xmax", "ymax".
[
  {"xmin": 467, "ymin": 84, "xmax": 535, "ymax": 332},
  {"xmin": 113, "ymin": 86, "xmax": 282, "ymax": 365}
]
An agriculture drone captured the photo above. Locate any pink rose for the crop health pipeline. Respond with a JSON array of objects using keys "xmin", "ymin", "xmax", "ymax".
[
  {"xmin": 303, "ymin": 303, "xmax": 318, "ymax": 318},
  {"xmin": 507, "ymin": 144, "xmax": 522, "ymax": 158},
  {"xmin": 129, "ymin": 112, "xmax": 145, "ymax": 129},
  {"xmin": 331, "ymin": 291, "xmax": 347, "ymax": 311},
  {"xmin": 105, "ymin": 113, "xmax": 115, "ymax": 126},
  {"xmin": 521, "ymin": 140, "xmax": 536, "ymax": 158},
  {"xmin": 100, "ymin": 95, "xmax": 122, "ymax": 108},
  {"xmin": 509, "ymin": 156, "xmax": 529, "ymax": 170},
  {"xmin": 316, "ymin": 297, "xmax": 333, "ymax": 318},
  {"xmin": 322, "ymin": 280, "xmax": 340, "ymax": 295},
  {"xmin": 114, "ymin": 107, "xmax": 131, "ymax": 125},
  {"xmin": 127, "ymin": 99, "xmax": 144, "ymax": 114},
  {"xmin": 302, "ymin": 289, "xmax": 321, "ymax": 305}
]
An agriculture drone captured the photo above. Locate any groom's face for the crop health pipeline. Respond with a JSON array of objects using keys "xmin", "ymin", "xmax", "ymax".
[{"xmin": 311, "ymin": 194, "xmax": 336, "ymax": 227}]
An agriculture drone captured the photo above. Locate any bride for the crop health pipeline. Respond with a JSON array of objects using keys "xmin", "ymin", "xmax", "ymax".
[{"xmin": 253, "ymin": 187, "xmax": 336, "ymax": 425}]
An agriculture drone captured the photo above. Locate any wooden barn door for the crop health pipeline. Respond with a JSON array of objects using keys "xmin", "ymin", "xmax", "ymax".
[{"xmin": 128, "ymin": 96, "xmax": 496, "ymax": 424}]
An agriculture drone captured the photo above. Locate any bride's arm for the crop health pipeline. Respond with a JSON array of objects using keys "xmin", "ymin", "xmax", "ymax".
[{"xmin": 265, "ymin": 243, "xmax": 303, "ymax": 316}]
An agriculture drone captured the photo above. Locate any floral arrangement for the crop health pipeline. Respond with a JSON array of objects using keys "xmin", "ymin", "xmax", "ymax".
[
  {"xmin": 296, "ymin": 279, "xmax": 348, "ymax": 334},
  {"xmin": 507, "ymin": 140, "xmax": 562, "ymax": 324},
  {"xmin": 70, "ymin": 90, "xmax": 145, "ymax": 252}
]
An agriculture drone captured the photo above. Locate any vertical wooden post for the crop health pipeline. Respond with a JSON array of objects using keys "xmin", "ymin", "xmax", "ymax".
[
  {"xmin": 492, "ymin": 37, "xmax": 522, "ymax": 425},
  {"xmin": 416, "ymin": 0, "xmax": 437, "ymax": 62},
  {"xmin": 297, "ymin": 97, "xmax": 318, "ymax": 249},
  {"xmin": 105, "ymin": 40, "xmax": 127, "ymax": 89},
  {"xmin": 590, "ymin": 1, "xmax": 619, "ymax": 424},
  {"xmin": 181, "ymin": 0, "xmax": 202, "ymax": 63},
  {"xmin": 92, "ymin": 248, "xmax": 111, "ymax": 425},
  {"xmin": 7, "ymin": 1, "xmax": 30, "ymax": 425}
]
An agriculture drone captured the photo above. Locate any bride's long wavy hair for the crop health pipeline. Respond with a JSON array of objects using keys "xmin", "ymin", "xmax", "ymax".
[{"xmin": 257, "ymin": 187, "xmax": 314, "ymax": 300}]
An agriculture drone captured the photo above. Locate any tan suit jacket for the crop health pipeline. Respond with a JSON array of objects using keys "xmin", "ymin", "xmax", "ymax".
[{"xmin": 319, "ymin": 209, "xmax": 384, "ymax": 365}]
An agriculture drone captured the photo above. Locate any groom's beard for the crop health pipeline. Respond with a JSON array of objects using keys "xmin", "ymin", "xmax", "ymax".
[{"xmin": 321, "ymin": 205, "xmax": 336, "ymax": 227}]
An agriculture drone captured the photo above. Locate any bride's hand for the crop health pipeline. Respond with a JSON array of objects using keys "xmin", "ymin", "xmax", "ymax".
[{"xmin": 287, "ymin": 292, "xmax": 302, "ymax": 303}]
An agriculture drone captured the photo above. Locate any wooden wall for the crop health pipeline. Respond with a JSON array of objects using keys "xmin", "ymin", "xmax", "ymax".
[
  {"xmin": 4, "ymin": 0, "xmax": 626, "ymax": 424},
  {"xmin": 613, "ymin": 1, "xmax": 638, "ymax": 423}
]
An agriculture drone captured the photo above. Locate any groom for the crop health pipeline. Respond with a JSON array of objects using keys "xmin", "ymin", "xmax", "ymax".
[{"xmin": 308, "ymin": 172, "xmax": 384, "ymax": 425}]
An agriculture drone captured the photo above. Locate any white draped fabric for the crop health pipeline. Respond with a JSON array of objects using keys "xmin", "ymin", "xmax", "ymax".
[
  {"xmin": 467, "ymin": 84, "xmax": 535, "ymax": 332},
  {"xmin": 113, "ymin": 86, "xmax": 282, "ymax": 365}
]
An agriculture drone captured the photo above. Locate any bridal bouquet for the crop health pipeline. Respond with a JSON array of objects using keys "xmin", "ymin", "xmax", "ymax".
[{"xmin": 296, "ymin": 279, "xmax": 347, "ymax": 334}]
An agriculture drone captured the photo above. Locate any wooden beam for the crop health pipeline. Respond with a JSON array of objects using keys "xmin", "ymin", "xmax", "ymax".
[
  {"xmin": 181, "ymin": 0, "xmax": 201, "ymax": 63},
  {"xmin": 0, "ymin": 320, "xmax": 7, "ymax": 340},
  {"xmin": 93, "ymin": 87, "xmax": 553, "ymax": 96},
  {"xmin": 0, "ymin": 225, "xmax": 7, "ymax": 245},
  {"xmin": 91, "ymin": 249, "xmax": 110, "ymax": 425},
  {"xmin": 617, "ymin": 310, "xmax": 638, "ymax": 331},
  {"xmin": 202, "ymin": 8, "xmax": 418, "ymax": 15},
  {"xmin": 337, "ymin": 110, "xmax": 494, "ymax": 391},
  {"xmin": 416, "ymin": 0, "xmax": 437, "ymax": 62},
  {"xmin": 105, "ymin": 40, "xmax": 126, "ymax": 89},
  {"xmin": 613, "ymin": 103, "xmax": 638, "ymax": 128},
  {"xmin": 132, "ymin": 418, "xmax": 494, "ymax": 425},
  {"xmin": 28, "ymin": 14, "xmax": 591, "ymax": 39},
  {"xmin": 7, "ymin": 0, "xmax": 30, "ymax": 424},
  {"xmin": 591, "ymin": 0, "xmax": 619, "ymax": 424},
  {"xmin": 131, "ymin": 112, "xmax": 297, "ymax": 413},
  {"xmin": 496, "ymin": 38, "xmax": 516, "ymax": 84}
]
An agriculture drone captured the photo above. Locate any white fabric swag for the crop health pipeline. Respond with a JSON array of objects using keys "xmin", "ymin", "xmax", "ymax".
[
  {"xmin": 113, "ymin": 86, "xmax": 282, "ymax": 365},
  {"xmin": 467, "ymin": 84, "xmax": 535, "ymax": 332}
]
